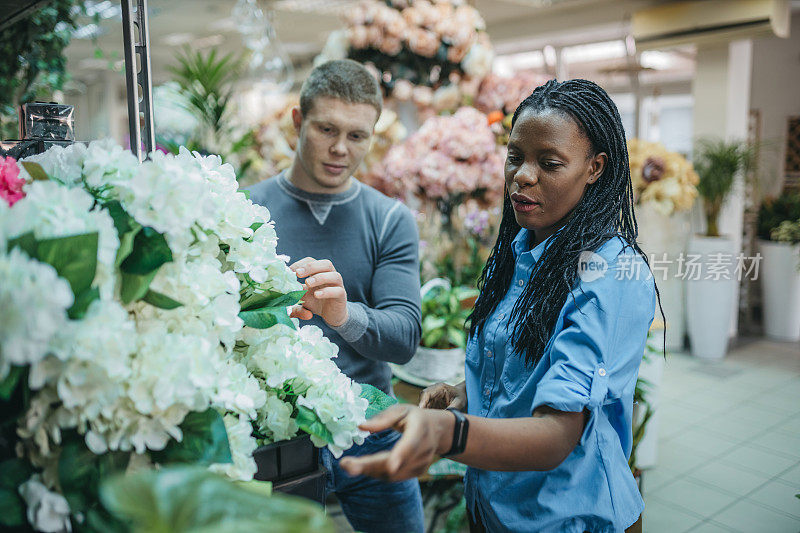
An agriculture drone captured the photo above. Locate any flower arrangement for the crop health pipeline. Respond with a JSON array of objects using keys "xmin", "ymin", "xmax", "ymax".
[
  {"xmin": 474, "ymin": 72, "xmax": 548, "ymax": 118},
  {"xmin": 367, "ymin": 106, "xmax": 505, "ymax": 206},
  {"xmin": 417, "ymin": 200, "xmax": 500, "ymax": 287},
  {"xmin": 318, "ymin": 0, "xmax": 493, "ymax": 109},
  {"xmin": 627, "ymin": 138, "xmax": 699, "ymax": 216},
  {"xmin": 0, "ymin": 141, "xmax": 375, "ymax": 531}
]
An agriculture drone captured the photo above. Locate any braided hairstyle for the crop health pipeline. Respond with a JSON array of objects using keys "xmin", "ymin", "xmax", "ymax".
[{"xmin": 468, "ymin": 78, "xmax": 664, "ymax": 365}]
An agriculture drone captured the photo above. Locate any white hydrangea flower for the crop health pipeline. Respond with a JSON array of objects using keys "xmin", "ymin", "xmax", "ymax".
[
  {"xmin": 243, "ymin": 324, "xmax": 368, "ymax": 456},
  {"xmin": 0, "ymin": 247, "xmax": 73, "ymax": 379},
  {"xmin": 256, "ymin": 390, "xmax": 298, "ymax": 443},
  {"xmin": 19, "ymin": 142, "xmax": 88, "ymax": 187},
  {"xmin": 212, "ymin": 359, "xmax": 266, "ymax": 420},
  {"xmin": 209, "ymin": 414, "xmax": 259, "ymax": 481},
  {"xmin": 81, "ymin": 138, "xmax": 139, "ymax": 191},
  {"xmin": 4, "ymin": 181, "xmax": 119, "ymax": 299},
  {"xmin": 18, "ymin": 475, "xmax": 72, "ymax": 533}
]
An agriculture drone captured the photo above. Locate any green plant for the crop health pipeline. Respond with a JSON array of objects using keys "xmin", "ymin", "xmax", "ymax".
[
  {"xmin": 420, "ymin": 285, "xmax": 478, "ymax": 350},
  {"xmin": 100, "ymin": 466, "xmax": 334, "ymax": 532},
  {"xmin": 169, "ymin": 48, "xmax": 243, "ymax": 149},
  {"xmin": 770, "ymin": 219, "xmax": 800, "ymax": 245},
  {"xmin": 0, "ymin": 1, "xmax": 85, "ymax": 139},
  {"xmin": 758, "ymin": 193, "xmax": 800, "ymax": 241},
  {"xmin": 694, "ymin": 139, "xmax": 754, "ymax": 237}
]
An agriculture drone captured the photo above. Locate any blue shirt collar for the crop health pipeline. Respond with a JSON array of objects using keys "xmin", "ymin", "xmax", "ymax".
[{"xmin": 512, "ymin": 228, "xmax": 554, "ymax": 264}]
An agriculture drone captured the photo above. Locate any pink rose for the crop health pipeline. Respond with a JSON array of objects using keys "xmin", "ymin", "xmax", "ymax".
[
  {"xmin": 407, "ymin": 28, "xmax": 439, "ymax": 58},
  {"xmin": 366, "ymin": 25, "xmax": 384, "ymax": 49},
  {"xmin": 0, "ymin": 156, "xmax": 25, "ymax": 206},
  {"xmin": 392, "ymin": 79, "xmax": 414, "ymax": 101},
  {"xmin": 380, "ymin": 36, "xmax": 403, "ymax": 56},
  {"xmin": 348, "ymin": 25, "xmax": 370, "ymax": 49}
]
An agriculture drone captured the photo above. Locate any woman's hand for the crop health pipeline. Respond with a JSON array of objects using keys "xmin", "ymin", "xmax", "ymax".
[
  {"xmin": 339, "ymin": 404, "xmax": 454, "ymax": 482},
  {"xmin": 418, "ymin": 381, "xmax": 467, "ymax": 410}
]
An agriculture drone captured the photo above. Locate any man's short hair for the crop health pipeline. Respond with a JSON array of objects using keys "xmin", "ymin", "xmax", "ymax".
[{"xmin": 299, "ymin": 59, "xmax": 383, "ymax": 119}]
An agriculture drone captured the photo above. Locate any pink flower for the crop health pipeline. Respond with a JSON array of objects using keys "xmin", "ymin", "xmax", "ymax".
[
  {"xmin": 407, "ymin": 28, "xmax": 439, "ymax": 58},
  {"xmin": 0, "ymin": 156, "xmax": 25, "ymax": 206},
  {"xmin": 348, "ymin": 25, "xmax": 370, "ymax": 49}
]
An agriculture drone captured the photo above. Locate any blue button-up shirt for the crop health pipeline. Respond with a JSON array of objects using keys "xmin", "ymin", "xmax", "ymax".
[{"xmin": 464, "ymin": 229, "xmax": 655, "ymax": 532}]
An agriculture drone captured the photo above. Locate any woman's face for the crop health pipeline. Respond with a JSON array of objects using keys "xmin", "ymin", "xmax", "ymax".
[{"xmin": 504, "ymin": 107, "xmax": 607, "ymax": 245}]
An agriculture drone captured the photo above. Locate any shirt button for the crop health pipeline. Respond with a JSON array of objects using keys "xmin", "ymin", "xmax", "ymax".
[
  {"xmin": 518, "ymin": 279, "xmax": 524, "ymax": 287},
  {"xmin": 497, "ymin": 313, "xmax": 505, "ymax": 320},
  {"xmin": 484, "ymin": 388, "xmax": 491, "ymax": 397},
  {"xmin": 486, "ymin": 350, "xmax": 493, "ymax": 358},
  {"xmin": 598, "ymin": 368, "xmax": 607, "ymax": 377}
]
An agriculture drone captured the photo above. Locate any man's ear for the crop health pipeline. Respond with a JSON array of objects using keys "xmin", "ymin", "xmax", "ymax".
[
  {"xmin": 587, "ymin": 152, "xmax": 607, "ymax": 184},
  {"xmin": 292, "ymin": 107, "xmax": 303, "ymax": 134}
]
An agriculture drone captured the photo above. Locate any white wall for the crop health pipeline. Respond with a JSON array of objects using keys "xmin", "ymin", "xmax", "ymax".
[{"xmin": 750, "ymin": 12, "xmax": 800, "ymax": 198}]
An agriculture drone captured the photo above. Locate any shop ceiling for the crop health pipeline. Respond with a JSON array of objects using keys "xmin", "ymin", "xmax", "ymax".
[{"xmin": 62, "ymin": 0, "xmax": 670, "ymax": 82}]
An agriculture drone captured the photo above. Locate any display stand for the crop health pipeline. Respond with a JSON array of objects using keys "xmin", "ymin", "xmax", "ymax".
[{"xmin": 121, "ymin": 0, "xmax": 155, "ymax": 161}]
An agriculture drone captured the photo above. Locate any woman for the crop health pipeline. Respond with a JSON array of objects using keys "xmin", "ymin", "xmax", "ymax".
[{"xmin": 340, "ymin": 79, "xmax": 662, "ymax": 532}]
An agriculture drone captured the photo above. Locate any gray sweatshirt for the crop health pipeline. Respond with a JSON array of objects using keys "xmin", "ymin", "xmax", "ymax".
[{"xmin": 245, "ymin": 172, "xmax": 421, "ymax": 394}]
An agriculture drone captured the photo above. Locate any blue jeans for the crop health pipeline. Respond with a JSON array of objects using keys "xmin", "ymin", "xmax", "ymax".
[{"xmin": 321, "ymin": 429, "xmax": 424, "ymax": 533}]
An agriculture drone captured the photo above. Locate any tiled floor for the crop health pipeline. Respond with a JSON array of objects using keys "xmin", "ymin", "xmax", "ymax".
[{"xmin": 642, "ymin": 338, "xmax": 800, "ymax": 533}]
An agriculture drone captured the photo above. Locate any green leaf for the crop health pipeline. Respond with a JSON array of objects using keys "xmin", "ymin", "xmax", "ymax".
[
  {"xmin": 104, "ymin": 201, "xmax": 142, "ymax": 267},
  {"xmin": 151, "ymin": 409, "xmax": 232, "ymax": 466},
  {"xmin": 240, "ymin": 290, "xmax": 305, "ymax": 312},
  {"xmin": 0, "ymin": 366, "xmax": 24, "ymax": 401},
  {"xmin": 6, "ymin": 231, "xmax": 36, "ymax": 256},
  {"xmin": 241, "ymin": 189, "xmax": 251, "ymax": 200},
  {"xmin": 99, "ymin": 466, "xmax": 334, "ymax": 532},
  {"xmin": 121, "ymin": 227, "xmax": 172, "ymax": 275},
  {"xmin": 0, "ymin": 459, "xmax": 33, "ymax": 527},
  {"xmin": 360, "ymin": 384, "xmax": 398, "ymax": 419},
  {"xmin": 120, "ymin": 270, "xmax": 158, "ymax": 304},
  {"xmin": 20, "ymin": 161, "xmax": 49, "ymax": 181},
  {"xmin": 37, "ymin": 232, "xmax": 99, "ymax": 296},
  {"xmin": 142, "ymin": 290, "xmax": 183, "ymax": 310},
  {"xmin": 67, "ymin": 286, "xmax": 100, "ymax": 320},
  {"xmin": 295, "ymin": 405, "xmax": 334, "ymax": 445},
  {"xmin": 238, "ymin": 306, "xmax": 295, "ymax": 329}
]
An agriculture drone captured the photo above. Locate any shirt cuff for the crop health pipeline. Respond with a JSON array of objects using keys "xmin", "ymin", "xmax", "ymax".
[{"xmin": 331, "ymin": 301, "xmax": 369, "ymax": 343}]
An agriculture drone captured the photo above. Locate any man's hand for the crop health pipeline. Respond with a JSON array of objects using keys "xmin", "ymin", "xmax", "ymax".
[
  {"xmin": 418, "ymin": 381, "xmax": 467, "ymax": 410},
  {"xmin": 289, "ymin": 257, "xmax": 349, "ymax": 327}
]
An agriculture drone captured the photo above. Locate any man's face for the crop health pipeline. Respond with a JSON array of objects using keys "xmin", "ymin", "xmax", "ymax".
[{"xmin": 292, "ymin": 96, "xmax": 378, "ymax": 193}]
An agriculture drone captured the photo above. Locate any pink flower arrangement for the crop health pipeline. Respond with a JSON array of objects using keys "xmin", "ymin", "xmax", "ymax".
[
  {"xmin": 475, "ymin": 72, "xmax": 549, "ymax": 116},
  {"xmin": 367, "ymin": 107, "xmax": 505, "ymax": 205},
  {"xmin": 0, "ymin": 156, "xmax": 25, "ymax": 206},
  {"xmin": 343, "ymin": 0, "xmax": 493, "ymax": 104}
]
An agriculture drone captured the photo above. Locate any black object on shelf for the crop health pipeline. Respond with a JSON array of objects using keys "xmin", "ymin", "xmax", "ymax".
[
  {"xmin": 272, "ymin": 467, "xmax": 327, "ymax": 506},
  {"xmin": 19, "ymin": 102, "xmax": 74, "ymax": 141},
  {"xmin": 253, "ymin": 435, "xmax": 326, "ymax": 504},
  {"xmin": 253, "ymin": 434, "xmax": 319, "ymax": 483},
  {"xmin": 0, "ymin": 139, "xmax": 79, "ymax": 159}
]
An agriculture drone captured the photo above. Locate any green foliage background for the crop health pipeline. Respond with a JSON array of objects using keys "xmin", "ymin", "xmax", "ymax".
[{"xmin": 0, "ymin": 1, "xmax": 85, "ymax": 139}]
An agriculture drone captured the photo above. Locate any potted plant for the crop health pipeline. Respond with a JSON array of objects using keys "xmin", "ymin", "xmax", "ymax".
[
  {"xmin": 394, "ymin": 279, "xmax": 478, "ymax": 385},
  {"xmin": 686, "ymin": 139, "xmax": 752, "ymax": 359},
  {"xmin": 757, "ymin": 194, "xmax": 800, "ymax": 341}
]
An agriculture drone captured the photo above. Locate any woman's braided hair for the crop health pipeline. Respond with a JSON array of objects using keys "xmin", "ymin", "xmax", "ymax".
[{"xmin": 468, "ymin": 79, "xmax": 664, "ymax": 365}]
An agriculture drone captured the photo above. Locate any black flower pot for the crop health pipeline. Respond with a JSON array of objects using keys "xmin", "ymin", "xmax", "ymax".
[{"xmin": 253, "ymin": 434, "xmax": 319, "ymax": 482}]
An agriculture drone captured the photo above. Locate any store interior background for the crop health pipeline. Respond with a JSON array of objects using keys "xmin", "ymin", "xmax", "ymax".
[{"xmin": 40, "ymin": 1, "xmax": 800, "ymax": 531}]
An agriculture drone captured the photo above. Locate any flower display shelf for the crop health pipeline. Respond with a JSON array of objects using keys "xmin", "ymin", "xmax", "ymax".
[{"xmin": 253, "ymin": 435, "xmax": 325, "ymax": 505}]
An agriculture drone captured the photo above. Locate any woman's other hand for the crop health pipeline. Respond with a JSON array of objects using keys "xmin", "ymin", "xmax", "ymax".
[
  {"xmin": 418, "ymin": 381, "xmax": 467, "ymax": 410},
  {"xmin": 339, "ymin": 404, "xmax": 454, "ymax": 482}
]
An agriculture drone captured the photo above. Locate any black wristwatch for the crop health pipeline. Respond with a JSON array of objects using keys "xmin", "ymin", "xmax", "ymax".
[{"xmin": 442, "ymin": 407, "xmax": 469, "ymax": 457}]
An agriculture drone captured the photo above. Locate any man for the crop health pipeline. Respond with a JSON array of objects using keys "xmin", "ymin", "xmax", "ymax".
[{"xmin": 245, "ymin": 59, "xmax": 424, "ymax": 533}]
